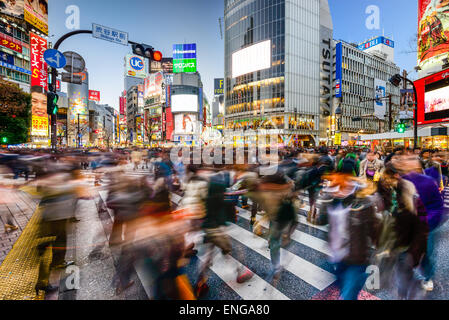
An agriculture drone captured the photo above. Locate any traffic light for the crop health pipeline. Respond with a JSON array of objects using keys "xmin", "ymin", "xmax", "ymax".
[
  {"xmin": 47, "ymin": 92, "xmax": 59, "ymax": 115},
  {"xmin": 396, "ymin": 122, "xmax": 406, "ymax": 133},
  {"xmin": 1, "ymin": 137, "xmax": 7, "ymax": 144},
  {"xmin": 132, "ymin": 44, "xmax": 163, "ymax": 61}
]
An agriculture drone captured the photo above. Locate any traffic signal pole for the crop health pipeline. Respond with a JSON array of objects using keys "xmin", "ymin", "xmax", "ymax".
[{"xmin": 48, "ymin": 29, "xmax": 145, "ymax": 149}]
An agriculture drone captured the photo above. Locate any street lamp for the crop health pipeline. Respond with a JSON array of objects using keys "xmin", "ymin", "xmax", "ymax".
[{"xmin": 389, "ymin": 74, "xmax": 419, "ymax": 149}]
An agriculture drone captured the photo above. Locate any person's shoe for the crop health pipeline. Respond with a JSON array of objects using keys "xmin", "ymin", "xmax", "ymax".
[
  {"xmin": 52, "ymin": 261, "xmax": 75, "ymax": 269},
  {"xmin": 236, "ymin": 269, "xmax": 254, "ymax": 283},
  {"xmin": 116, "ymin": 280, "xmax": 135, "ymax": 295},
  {"xmin": 421, "ymin": 279, "xmax": 434, "ymax": 292},
  {"xmin": 194, "ymin": 278, "xmax": 209, "ymax": 299},
  {"xmin": 4, "ymin": 224, "xmax": 18, "ymax": 233},
  {"xmin": 35, "ymin": 284, "xmax": 59, "ymax": 296}
]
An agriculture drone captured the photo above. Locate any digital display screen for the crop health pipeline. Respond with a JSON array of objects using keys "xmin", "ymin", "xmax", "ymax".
[
  {"xmin": 424, "ymin": 78, "xmax": 449, "ymax": 121},
  {"xmin": 171, "ymin": 94, "xmax": 198, "ymax": 113},
  {"xmin": 232, "ymin": 40, "xmax": 271, "ymax": 78}
]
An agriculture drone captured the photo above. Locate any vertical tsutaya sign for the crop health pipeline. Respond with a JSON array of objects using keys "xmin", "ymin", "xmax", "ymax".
[
  {"xmin": 24, "ymin": 0, "xmax": 48, "ymax": 35},
  {"xmin": 214, "ymin": 78, "xmax": 224, "ymax": 95},
  {"xmin": 319, "ymin": 29, "xmax": 333, "ymax": 117},
  {"xmin": 30, "ymin": 33, "xmax": 48, "ymax": 91},
  {"xmin": 374, "ymin": 79, "xmax": 386, "ymax": 120},
  {"xmin": 92, "ymin": 23, "xmax": 129, "ymax": 46},
  {"xmin": 173, "ymin": 43, "xmax": 197, "ymax": 73},
  {"xmin": 335, "ymin": 42, "xmax": 342, "ymax": 98}
]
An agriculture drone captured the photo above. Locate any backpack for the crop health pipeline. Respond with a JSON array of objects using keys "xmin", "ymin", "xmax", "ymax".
[{"xmin": 340, "ymin": 157, "xmax": 357, "ymax": 176}]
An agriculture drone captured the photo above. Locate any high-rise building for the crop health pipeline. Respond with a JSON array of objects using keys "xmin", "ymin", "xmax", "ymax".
[
  {"xmin": 224, "ymin": 0, "xmax": 331, "ymax": 147},
  {"xmin": 333, "ymin": 40, "xmax": 401, "ymax": 144}
]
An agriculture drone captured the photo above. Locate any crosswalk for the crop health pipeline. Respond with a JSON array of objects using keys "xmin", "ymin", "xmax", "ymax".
[{"xmin": 89, "ymin": 167, "xmax": 449, "ymax": 300}]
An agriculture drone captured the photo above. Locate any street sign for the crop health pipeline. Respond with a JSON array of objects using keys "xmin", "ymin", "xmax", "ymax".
[
  {"xmin": 44, "ymin": 49, "xmax": 67, "ymax": 69},
  {"xmin": 61, "ymin": 72, "xmax": 83, "ymax": 85},
  {"xmin": 92, "ymin": 23, "xmax": 128, "ymax": 46},
  {"xmin": 63, "ymin": 51, "xmax": 85, "ymax": 74}
]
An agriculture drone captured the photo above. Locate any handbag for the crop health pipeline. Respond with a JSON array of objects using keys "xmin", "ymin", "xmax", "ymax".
[{"xmin": 373, "ymin": 171, "xmax": 381, "ymax": 182}]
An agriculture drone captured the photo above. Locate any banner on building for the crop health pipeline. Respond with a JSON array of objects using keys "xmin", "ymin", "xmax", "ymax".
[
  {"xmin": 119, "ymin": 96, "xmax": 125, "ymax": 115},
  {"xmin": 335, "ymin": 42, "xmax": 342, "ymax": 98},
  {"xmin": 0, "ymin": 32, "xmax": 23, "ymax": 53},
  {"xmin": 418, "ymin": 0, "xmax": 449, "ymax": 72},
  {"xmin": 30, "ymin": 32, "xmax": 48, "ymax": 91},
  {"xmin": 24, "ymin": 0, "xmax": 48, "ymax": 35},
  {"xmin": 89, "ymin": 90, "xmax": 101, "ymax": 102},
  {"xmin": 1, "ymin": 0, "xmax": 24, "ymax": 19},
  {"xmin": 374, "ymin": 79, "xmax": 386, "ymax": 120}
]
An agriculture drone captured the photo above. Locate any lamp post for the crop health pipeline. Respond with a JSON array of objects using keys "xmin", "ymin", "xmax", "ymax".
[{"xmin": 389, "ymin": 74, "xmax": 419, "ymax": 149}]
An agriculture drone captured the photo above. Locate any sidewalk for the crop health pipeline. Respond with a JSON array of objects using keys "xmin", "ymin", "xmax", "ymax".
[{"xmin": 0, "ymin": 190, "xmax": 39, "ymax": 265}]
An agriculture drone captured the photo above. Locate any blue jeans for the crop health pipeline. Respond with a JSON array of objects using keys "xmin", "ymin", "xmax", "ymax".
[
  {"xmin": 421, "ymin": 226, "xmax": 441, "ymax": 281},
  {"xmin": 334, "ymin": 262, "xmax": 368, "ymax": 300},
  {"xmin": 268, "ymin": 221, "xmax": 285, "ymax": 273}
]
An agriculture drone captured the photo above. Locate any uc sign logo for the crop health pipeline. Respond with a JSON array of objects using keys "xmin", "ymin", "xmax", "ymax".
[{"xmin": 130, "ymin": 56, "xmax": 144, "ymax": 71}]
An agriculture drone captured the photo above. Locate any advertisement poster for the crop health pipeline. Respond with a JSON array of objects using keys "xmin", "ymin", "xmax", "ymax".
[
  {"xmin": 68, "ymin": 91, "xmax": 88, "ymax": 125},
  {"xmin": 125, "ymin": 54, "xmax": 147, "ymax": 79},
  {"xmin": 89, "ymin": 90, "xmax": 101, "ymax": 102},
  {"xmin": 24, "ymin": 0, "xmax": 48, "ymax": 35},
  {"xmin": 144, "ymin": 71, "xmax": 164, "ymax": 99},
  {"xmin": 418, "ymin": 0, "xmax": 449, "ymax": 67},
  {"xmin": 374, "ymin": 79, "xmax": 386, "ymax": 120},
  {"xmin": 119, "ymin": 96, "xmax": 125, "ymax": 115},
  {"xmin": 1, "ymin": 0, "xmax": 24, "ymax": 19},
  {"xmin": 174, "ymin": 113, "xmax": 197, "ymax": 135},
  {"xmin": 30, "ymin": 32, "xmax": 48, "ymax": 91},
  {"xmin": 31, "ymin": 115, "xmax": 48, "ymax": 137}
]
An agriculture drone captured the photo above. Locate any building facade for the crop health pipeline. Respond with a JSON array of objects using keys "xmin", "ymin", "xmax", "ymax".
[
  {"xmin": 334, "ymin": 40, "xmax": 401, "ymax": 144},
  {"xmin": 224, "ymin": 0, "xmax": 329, "ymax": 147}
]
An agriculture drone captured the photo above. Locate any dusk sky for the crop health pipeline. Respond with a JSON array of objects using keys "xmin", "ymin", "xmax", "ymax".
[{"xmin": 48, "ymin": 0, "xmax": 418, "ymax": 111}]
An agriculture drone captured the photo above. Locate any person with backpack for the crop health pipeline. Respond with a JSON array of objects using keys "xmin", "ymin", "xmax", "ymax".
[
  {"xmin": 337, "ymin": 150, "xmax": 360, "ymax": 177},
  {"xmin": 247, "ymin": 173, "xmax": 296, "ymax": 283}
]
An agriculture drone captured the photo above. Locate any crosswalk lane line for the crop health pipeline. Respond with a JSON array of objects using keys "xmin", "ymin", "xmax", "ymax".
[
  {"xmin": 197, "ymin": 249, "xmax": 290, "ymax": 300},
  {"xmin": 226, "ymin": 223, "xmax": 336, "ymax": 291},
  {"xmin": 237, "ymin": 208, "xmax": 331, "ymax": 256}
]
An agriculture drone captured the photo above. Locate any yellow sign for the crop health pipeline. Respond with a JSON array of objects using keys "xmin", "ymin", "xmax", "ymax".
[
  {"xmin": 334, "ymin": 133, "xmax": 342, "ymax": 145},
  {"xmin": 31, "ymin": 116, "xmax": 49, "ymax": 137}
]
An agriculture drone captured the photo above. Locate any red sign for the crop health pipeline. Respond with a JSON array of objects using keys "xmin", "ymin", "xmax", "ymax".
[
  {"xmin": 119, "ymin": 96, "xmax": 125, "ymax": 115},
  {"xmin": 416, "ymin": 68, "xmax": 449, "ymax": 125},
  {"xmin": 56, "ymin": 80, "xmax": 61, "ymax": 91},
  {"xmin": 30, "ymin": 33, "xmax": 48, "ymax": 91},
  {"xmin": 165, "ymin": 107, "xmax": 173, "ymax": 141},
  {"xmin": 89, "ymin": 90, "xmax": 101, "ymax": 102},
  {"xmin": 0, "ymin": 32, "xmax": 22, "ymax": 53}
]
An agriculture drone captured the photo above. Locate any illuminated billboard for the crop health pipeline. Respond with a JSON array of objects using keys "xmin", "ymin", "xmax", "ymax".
[
  {"xmin": 416, "ymin": 68, "xmax": 449, "ymax": 125},
  {"xmin": 30, "ymin": 33, "xmax": 48, "ymax": 91},
  {"xmin": 24, "ymin": 0, "xmax": 48, "ymax": 35},
  {"xmin": 232, "ymin": 40, "xmax": 271, "ymax": 78},
  {"xmin": 418, "ymin": 0, "xmax": 449, "ymax": 73},
  {"xmin": 171, "ymin": 94, "xmax": 198, "ymax": 113},
  {"xmin": 125, "ymin": 54, "xmax": 147, "ymax": 79},
  {"xmin": 174, "ymin": 113, "xmax": 197, "ymax": 135},
  {"xmin": 173, "ymin": 43, "xmax": 197, "ymax": 73},
  {"xmin": 144, "ymin": 71, "xmax": 164, "ymax": 99}
]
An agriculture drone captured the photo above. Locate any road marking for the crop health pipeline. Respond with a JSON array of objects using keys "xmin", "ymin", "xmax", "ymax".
[
  {"xmin": 226, "ymin": 223, "xmax": 336, "ymax": 291},
  {"xmin": 198, "ymin": 248, "xmax": 290, "ymax": 300},
  {"xmin": 237, "ymin": 208, "xmax": 331, "ymax": 256}
]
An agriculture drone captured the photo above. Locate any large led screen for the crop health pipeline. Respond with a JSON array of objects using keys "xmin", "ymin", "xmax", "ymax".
[
  {"xmin": 171, "ymin": 94, "xmax": 198, "ymax": 113},
  {"xmin": 174, "ymin": 114, "xmax": 197, "ymax": 135},
  {"xmin": 424, "ymin": 79, "xmax": 449, "ymax": 121},
  {"xmin": 232, "ymin": 40, "xmax": 271, "ymax": 78}
]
